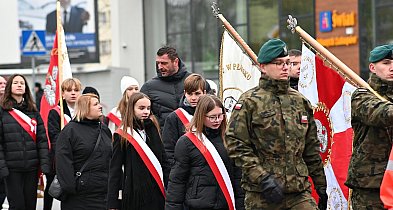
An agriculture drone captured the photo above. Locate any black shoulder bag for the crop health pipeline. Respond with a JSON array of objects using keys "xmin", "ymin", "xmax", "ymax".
[{"xmin": 49, "ymin": 123, "xmax": 102, "ymax": 200}]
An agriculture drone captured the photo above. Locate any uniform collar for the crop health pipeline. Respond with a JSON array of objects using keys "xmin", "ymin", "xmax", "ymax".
[
  {"xmin": 259, "ymin": 75, "xmax": 290, "ymax": 94},
  {"xmin": 368, "ymin": 73, "xmax": 393, "ymax": 97}
]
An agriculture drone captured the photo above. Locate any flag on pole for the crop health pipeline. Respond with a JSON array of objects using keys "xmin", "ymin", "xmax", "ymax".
[
  {"xmin": 219, "ymin": 30, "xmax": 261, "ymax": 116},
  {"xmin": 299, "ymin": 44, "xmax": 356, "ymax": 209},
  {"xmin": 40, "ymin": 20, "xmax": 72, "ymax": 141},
  {"xmin": 381, "ymin": 147, "xmax": 393, "ymax": 210}
]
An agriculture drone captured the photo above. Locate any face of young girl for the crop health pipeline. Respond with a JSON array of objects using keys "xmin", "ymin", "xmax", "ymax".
[
  {"xmin": 11, "ymin": 76, "xmax": 26, "ymax": 97},
  {"xmin": 126, "ymin": 85, "xmax": 139, "ymax": 98},
  {"xmin": 204, "ymin": 106, "xmax": 224, "ymax": 129},
  {"xmin": 134, "ymin": 97, "xmax": 151, "ymax": 120}
]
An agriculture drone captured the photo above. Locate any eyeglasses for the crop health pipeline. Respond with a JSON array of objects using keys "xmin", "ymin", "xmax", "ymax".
[
  {"xmin": 270, "ymin": 61, "xmax": 291, "ymax": 68},
  {"xmin": 290, "ymin": 62, "xmax": 300, "ymax": 67},
  {"xmin": 205, "ymin": 113, "xmax": 225, "ymax": 122}
]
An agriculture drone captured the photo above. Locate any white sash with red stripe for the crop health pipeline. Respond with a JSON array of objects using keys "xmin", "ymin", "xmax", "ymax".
[
  {"xmin": 174, "ymin": 108, "xmax": 192, "ymax": 126},
  {"xmin": 53, "ymin": 106, "xmax": 71, "ymax": 125},
  {"xmin": 107, "ymin": 110, "xmax": 121, "ymax": 127},
  {"xmin": 186, "ymin": 132, "xmax": 236, "ymax": 210},
  {"xmin": 116, "ymin": 128, "xmax": 165, "ymax": 198},
  {"xmin": 8, "ymin": 108, "xmax": 37, "ymax": 142}
]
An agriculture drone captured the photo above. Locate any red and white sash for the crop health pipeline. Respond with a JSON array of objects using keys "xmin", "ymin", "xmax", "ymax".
[
  {"xmin": 174, "ymin": 108, "xmax": 192, "ymax": 126},
  {"xmin": 53, "ymin": 106, "xmax": 71, "ymax": 125},
  {"xmin": 107, "ymin": 110, "xmax": 121, "ymax": 127},
  {"xmin": 8, "ymin": 108, "xmax": 37, "ymax": 142},
  {"xmin": 186, "ymin": 132, "xmax": 236, "ymax": 210},
  {"xmin": 115, "ymin": 128, "xmax": 165, "ymax": 198}
]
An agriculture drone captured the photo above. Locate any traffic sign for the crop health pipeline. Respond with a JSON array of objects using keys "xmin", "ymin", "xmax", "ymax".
[{"xmin": 22, "ymin": 30, "xmax": 46, "ymax": 56}]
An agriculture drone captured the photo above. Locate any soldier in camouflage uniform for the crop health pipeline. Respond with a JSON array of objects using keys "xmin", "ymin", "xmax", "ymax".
[
  {"xmin": 345, "ymin": 44, "xmax": 393, "ymax": 210},
  {"xmin": 225, "ymin": 39, "xmax": 327, "ymax": 210}
]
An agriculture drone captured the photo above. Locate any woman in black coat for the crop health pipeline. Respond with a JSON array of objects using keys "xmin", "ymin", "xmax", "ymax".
[
  {"xmin": 0, "ymin": 74, "xmax": 50, "ymax": 210},
  {"xmin": 165, "ymin": 95, "xmax": 245, "ymax": 210},
  {"xmin": 56, "ymin": 93, "xmax": 112, "ymax": 210},
  {"xmin": 108, "ymin": 92, "xmax": 170, "ymax": 210}
]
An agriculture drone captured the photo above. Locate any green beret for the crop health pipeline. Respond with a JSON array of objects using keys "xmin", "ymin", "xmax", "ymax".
[
  {"xmin": 369, "ymin": 44, "xmax": 393, "ymax": 63},
  {"xmin": 257, "ymin": 39, "xmax": 288, "ymax": 64}
]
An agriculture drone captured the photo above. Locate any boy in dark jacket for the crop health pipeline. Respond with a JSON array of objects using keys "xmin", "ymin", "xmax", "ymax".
[
  {"xmin": 44, "ymin": 78, "xmax": 82, "ymax": 210},
  {"xmin": 162, "ymin": 73, "xmax": 206, "ymax": 168}
]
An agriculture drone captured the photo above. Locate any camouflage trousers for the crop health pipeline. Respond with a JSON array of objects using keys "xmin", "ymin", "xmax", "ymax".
[
  {"xmin": 244, "ymin": 190, "xmax": 318, "ymax": 210},
  {"xmin": 351, "ymin": 189, "xmax": 386, "ymax": 210}
]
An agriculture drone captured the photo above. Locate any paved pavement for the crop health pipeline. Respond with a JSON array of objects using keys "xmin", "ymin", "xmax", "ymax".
[{"xmin": 2, "ymin": 198, "xmax": 61, "ymax": 210}]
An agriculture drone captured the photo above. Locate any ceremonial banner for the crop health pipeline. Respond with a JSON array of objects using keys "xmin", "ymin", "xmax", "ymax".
[
  {"xmin": 40, "ymin": 25, "xmax": 72, "ymax": 135},
  {"xmin": 219, "ymin": 30, "xmax": 260, "ymax": 116},
  {"xmin": 299, "ymin": 44, "xmax": 356, "ymax": 209}
]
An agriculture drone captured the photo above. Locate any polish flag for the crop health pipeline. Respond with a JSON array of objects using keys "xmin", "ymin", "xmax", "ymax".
[
  {"xmin": 299, "ymin": 44, "xmax": 356, "ymax": 209},
  {"xmin": 40, "ymin": 26, "xmax": 72, "ymax": 142}
]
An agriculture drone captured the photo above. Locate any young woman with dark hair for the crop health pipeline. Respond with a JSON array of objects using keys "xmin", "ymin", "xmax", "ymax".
[{"xmin": 0, "ymin": 74, "xmax": 50, "ymax": 210}]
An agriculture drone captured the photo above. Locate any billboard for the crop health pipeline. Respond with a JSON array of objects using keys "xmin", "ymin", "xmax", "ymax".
[{"xmin": 1, "ymin": 0, "xmax": 99, "ymax": 68}]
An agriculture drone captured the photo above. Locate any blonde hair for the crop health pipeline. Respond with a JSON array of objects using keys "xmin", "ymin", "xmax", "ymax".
[
  {"xmin": 187, "ymin": 95, "xmax": 226, "ymax": 140},
  {"xmin": 61, "ymin": 78, "xmax": 82, "ymax": 92},
  {"xmin": 74, "ymin": 93, "xmax": 99, "ymax": 122}
]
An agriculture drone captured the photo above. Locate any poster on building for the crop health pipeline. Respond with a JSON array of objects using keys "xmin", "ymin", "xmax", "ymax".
[{"xmin": 2, "ymin": 0, "xmax": 99, "ymax": 68}]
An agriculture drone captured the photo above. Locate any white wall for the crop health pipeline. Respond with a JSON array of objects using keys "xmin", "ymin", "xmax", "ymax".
[
  {"xmin": 143, "ymin": 0, "xmax": 167, "ymax": 82},
  {"xmin": 0, "ymin": 1, "xmax": 20, "ymax": 64},
  {"xmin": 110, "ymin": 0, "xmax": 145, "ymax": 85}
]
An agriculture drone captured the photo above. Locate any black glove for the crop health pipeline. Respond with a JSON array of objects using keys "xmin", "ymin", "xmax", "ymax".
[
  {"xmin": 260, "ymin": 174, "xmax": 284, "ymax": 203},
  {"xmin": 317, "ymin": 187, "xmax": 328, "ymax": 210}
]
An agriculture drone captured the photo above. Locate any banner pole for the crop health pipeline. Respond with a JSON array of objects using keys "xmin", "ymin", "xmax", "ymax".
[
  {"xmin": 287, "ymin": 15, "xmax": 386, "ymax": 101},
  {"xmin": 57, "ymin": 0, "xmax": 65, "ymax": 129}
]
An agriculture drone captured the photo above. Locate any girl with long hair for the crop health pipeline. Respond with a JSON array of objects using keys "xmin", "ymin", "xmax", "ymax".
[
  {"xmin": 0, "ymin": 74, "xmax": 50, "ymax": 210},
  {"xmin": 108, "ymin": 92, "xmax": 169, "ymax": 210},
  {"xmin": 165, "ymin": 95, "xmax": 244, "ymax": 210}
]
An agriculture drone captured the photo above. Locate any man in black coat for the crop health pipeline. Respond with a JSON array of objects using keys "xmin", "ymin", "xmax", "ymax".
[
  {"xmin": 140, "ymin": 46, "xmax": 191, "ymax": 129},
  {"xmin": 46, "ymin": 0, "xmax": 90, "ymax": 34},
  {"xmin": 141, "ymin": 46, "xmax": 211, "ymax": 129}
]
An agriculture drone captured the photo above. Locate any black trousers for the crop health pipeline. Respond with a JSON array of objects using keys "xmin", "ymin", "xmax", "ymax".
[
  {"xmin": 5, "ymin": 170, "xmax": 38, "ymax": 210},
  {"xmin": 44, "ymin": 173, "xmax": 55, "ymax": 210},
  {"xmin": 0, "ymin": 178, "xmax": 6, "ymax": 205}
]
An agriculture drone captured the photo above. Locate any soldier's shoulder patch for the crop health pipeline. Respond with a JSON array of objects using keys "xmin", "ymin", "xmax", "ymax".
[{"xmin": 234, "ymin": 103, "xmax": 242, "ymax": 110}]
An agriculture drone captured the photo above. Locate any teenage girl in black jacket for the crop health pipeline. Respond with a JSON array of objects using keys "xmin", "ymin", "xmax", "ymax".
[
  {"xmin": 108, "ymin": 92, "xmax": 170, "ymax": 210},
  {"xmin": 0, "ymin": 74, "xmax": 50, "ymax": 210},
  {"xmin": 165, "ymin": 95, "xmax": 244, "ymax": 210}
]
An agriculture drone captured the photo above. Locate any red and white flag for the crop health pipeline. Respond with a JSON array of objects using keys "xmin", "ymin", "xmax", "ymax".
[
  {"xmin": 40, "ymin": 26, "xmax": 72, "ymax": 139},
  {"xmin": 299, "ymin": 44, "xmax": 356, "ymax": 209}
]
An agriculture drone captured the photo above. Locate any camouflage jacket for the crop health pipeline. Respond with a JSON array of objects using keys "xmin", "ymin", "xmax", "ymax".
[
  {"xmin": 225, "ymin": 75, "xmax": 326, "ymax": 193},
  {"xmin": 345, "ymin": 73, "xmax": 393, "ymax": 189}
]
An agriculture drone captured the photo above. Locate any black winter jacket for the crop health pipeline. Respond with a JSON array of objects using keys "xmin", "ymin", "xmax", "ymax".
[
  {"xmin": 107, "ymin": 119, "xmax": 170, "ymax": 210},
  {"xmin": 47, "ymin": 101, "xmax": 72, "ymax": 171},
  {"xmin": 141, "ymin": 60, "xmax": 191, "ymax": 128},
  {"xmin": 0, "ymin": 101, "xmax": 50, "ymax": 178},
  {"xmin": 56, "ymin": 119, "xmax": 112, "ymax": 198},
  {"xmin": 162, "ymin": 97, "xmax": 195, "ymax": 168},
  {"xmin": 165, "ymin": 127, "xmax": 245, "ymax": 210}
]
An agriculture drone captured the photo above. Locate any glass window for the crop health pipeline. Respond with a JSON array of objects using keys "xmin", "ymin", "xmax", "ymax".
[
  {"xmin": 278, "ymin": 0, "xmax": 315, "ymax": 50},
  {"xmin": 165, "ymin": 0, "xmax": 246, "ymax": 80},
  {"xmin": 248, "ymin": 0, "xmax": 279, "ymax": 54}
]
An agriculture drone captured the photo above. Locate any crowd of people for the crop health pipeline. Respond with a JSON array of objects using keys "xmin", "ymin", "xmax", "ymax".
[{"xmin": 0, "ymin": 41, "xmax": 391, "ymax": 210}]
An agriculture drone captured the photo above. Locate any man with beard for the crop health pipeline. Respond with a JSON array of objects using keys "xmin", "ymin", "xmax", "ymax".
[{"xmin": 141, "ymin": 46, "xmax": 210, "ymax": 128}]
